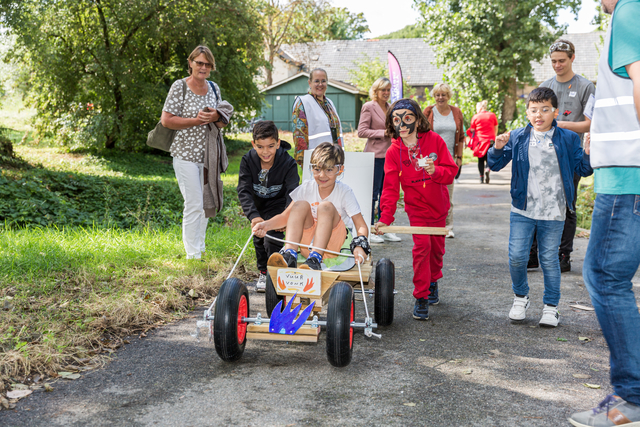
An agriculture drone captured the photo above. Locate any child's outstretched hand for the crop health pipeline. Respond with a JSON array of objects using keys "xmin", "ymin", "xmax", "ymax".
[
  {"xmin": 353, "ymin": 246, "xmax": 367, "ymax": 265},
  {"xmin": 494, "ymin": 132, "xmax": 510, "ymax": 150},
  {"xmin": 584, "ymin": 133, "xmax": 590, "ymax": 155},
  {"xmin": 252, "ymin": 221, "xmax": 269, "ymax": 238},
  {"xmin": 373, "ymin": 221, "xmax": 387, "ymax": 236}
]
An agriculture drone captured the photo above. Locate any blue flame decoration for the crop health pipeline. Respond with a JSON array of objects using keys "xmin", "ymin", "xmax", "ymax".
[{"xmin": 269, "ymin": 293, "xmax": 316, "ymax": 335}]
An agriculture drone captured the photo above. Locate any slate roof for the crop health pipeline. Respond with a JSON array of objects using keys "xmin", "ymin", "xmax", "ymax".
[
  {"xmin": 279, "ymin": 32, "xmax": 604, "ymax": 88},
  {"xmin": 261, "ymin": 71, "xmax": 366, "ymax": 95}
]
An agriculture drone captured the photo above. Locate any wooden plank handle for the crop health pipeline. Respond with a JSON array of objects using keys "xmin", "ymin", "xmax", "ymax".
[{"xmin": 376, "ymin": 225, "xmax": 449, "ymax": 235}]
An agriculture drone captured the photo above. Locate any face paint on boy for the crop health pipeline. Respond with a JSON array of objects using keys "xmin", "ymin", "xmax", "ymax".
[{"xmin": 392, "ymin": 111, "xmax": 417, "ymax": 137}]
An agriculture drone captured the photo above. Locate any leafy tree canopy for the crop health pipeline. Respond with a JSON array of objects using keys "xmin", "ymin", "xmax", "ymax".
[
  {"xmin": 377, "ymin": 24, "xmax": 425, "ymax": 40},
  {"xmin": 348, "ymin": 55, "xmax": 415, "ymax": 101},
  {"xmin": 0, "ymin": 0, "xmax": 265, "ymax": 150},
  {"xmin": 415, "ymin": 0, "xmax": 581, "ymax": 129},
  {"xmin": 259, "ymin": 0, "xmax": 369, "ymax": 86}
]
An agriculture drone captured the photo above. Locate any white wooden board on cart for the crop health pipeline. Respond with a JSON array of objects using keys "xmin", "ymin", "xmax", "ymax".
[{"xmin": 302, "ymin": 149, "xmax": 375, "ymax": 235}]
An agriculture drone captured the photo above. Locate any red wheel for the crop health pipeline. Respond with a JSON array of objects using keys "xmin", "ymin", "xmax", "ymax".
[
  {"xmin": 214, "ymin": 278, "xmax": 249, "ymax": 362},
  {"xmin": 237, "ymin": 295, "xmax": 248, "ymax": 344},
  {"xmin": 349, "ymin": 295, "xmax": 354, "ymax": 348}
]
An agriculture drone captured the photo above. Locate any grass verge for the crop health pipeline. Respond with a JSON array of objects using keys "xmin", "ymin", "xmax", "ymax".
[{"xmin": 0, "ymin": 224, "xmax": 255, "ymax": 395}]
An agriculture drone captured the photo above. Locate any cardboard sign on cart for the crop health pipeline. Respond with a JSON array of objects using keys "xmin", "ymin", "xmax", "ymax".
[{"xmin": 275, "ymin": 268, "xmax": 322, "ymax": 296}]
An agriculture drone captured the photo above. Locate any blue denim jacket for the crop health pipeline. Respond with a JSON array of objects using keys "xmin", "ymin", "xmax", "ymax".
[{"xmin": 487, "ymin": 121, "xmax": 593, "ymax": 212}]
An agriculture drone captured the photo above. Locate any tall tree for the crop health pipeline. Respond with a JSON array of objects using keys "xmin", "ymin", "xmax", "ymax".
[
  {"xmin": 259, "ymin": 0, "xmax": 369, "ymax": 86},
  {"xmin": 415, "ymin": 0, "xmax": 580, "ymax": 128},
  {"xmin": 0, "ymin": 0, "xmax": 265, "ymax": 150}
]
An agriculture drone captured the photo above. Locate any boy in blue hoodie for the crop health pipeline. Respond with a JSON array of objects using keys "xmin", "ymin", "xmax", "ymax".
[{"xmin": 488, "ymin": 87, "xmax": 593, "ymax": 327}]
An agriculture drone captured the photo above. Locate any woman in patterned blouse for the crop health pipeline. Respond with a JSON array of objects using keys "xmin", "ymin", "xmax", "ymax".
[
  {"xmin": 291, "ymin": 68, "xmax": 343, "ymax": 165},
  {"xmin": 161, "ymin": 45, "xmax": 225, "ymax": 260}
]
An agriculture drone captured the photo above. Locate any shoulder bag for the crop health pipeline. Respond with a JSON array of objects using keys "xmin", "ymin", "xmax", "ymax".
[{"xmin": 146, "ymin": 78, "xmax": 187, "ymax": 152}]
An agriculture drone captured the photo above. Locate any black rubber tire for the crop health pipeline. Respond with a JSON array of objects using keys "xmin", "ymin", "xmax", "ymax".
[
  {"xmin": 265, "ymin": 272, "xmax": 284, "ymax": 317},
  {"xmin": 374, "ymin": 258, "xmax": 395, "ymax": 327},
  {"xmin": 214, "ymin": 278, "xmax": 249, "ymax": 362},
  {"xmin": 326, "ymin": 282, "xmax": 354, "ymax": 367}
]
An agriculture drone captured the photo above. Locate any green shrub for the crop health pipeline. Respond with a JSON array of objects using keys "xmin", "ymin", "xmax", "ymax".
[{"xmin": 576, "ymin": 181, "xmax": 595, "ymax": 230}]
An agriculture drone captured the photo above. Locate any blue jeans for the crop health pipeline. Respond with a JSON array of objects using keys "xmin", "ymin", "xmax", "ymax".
[
  {"xmin": 583, "ymin": 194, "xmax": 640, "ymax": 406},
  {"xmin": 371, "ymin": 158, "xmax": 385, "ymax": 225},
  {"xmin": 509, "ymin": 212, "xmax": 564, "ymax": 305}
]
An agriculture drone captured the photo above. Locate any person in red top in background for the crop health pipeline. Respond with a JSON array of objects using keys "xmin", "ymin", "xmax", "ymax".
[
  {"xmin": 373, "ymin": 99, "xmax": 458, "ymax": 320},
  {"xmin": 467, "ymin": 100, "xmax": 499, "ymax": 183}
]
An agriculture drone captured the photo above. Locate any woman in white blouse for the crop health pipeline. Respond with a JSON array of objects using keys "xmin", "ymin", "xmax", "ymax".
[
  {"xmin": 422, "ymin": 83, "xmax": 465, "ymax": 238},
  {"xmin": 161, "ymin": 45, "xmax": 224, "ymax": 259}
]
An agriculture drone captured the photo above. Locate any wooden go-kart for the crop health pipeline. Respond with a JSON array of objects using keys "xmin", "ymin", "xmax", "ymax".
[{"xmin": 200, "ymin": 226, "xmax": 446, "ymax": 368}]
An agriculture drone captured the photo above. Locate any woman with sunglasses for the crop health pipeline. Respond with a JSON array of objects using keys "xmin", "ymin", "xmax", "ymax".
[
  {"xmin": 161, "ymin": 45, "xmax": 226, "ymax": 260},
  {"xmin": 292, "ymin": 68, "xmax": 343, "ymax": 165}
]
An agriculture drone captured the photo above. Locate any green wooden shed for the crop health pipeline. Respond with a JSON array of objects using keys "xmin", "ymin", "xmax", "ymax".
[{"xmin": 260, "ymin": 72, "xmax": 368, "ymax": 133}]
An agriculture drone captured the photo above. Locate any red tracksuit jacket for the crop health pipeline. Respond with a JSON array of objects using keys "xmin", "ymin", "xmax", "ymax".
[{"xmin": 379, "ymin": 132, "xmax": 457, "ymax": 226}]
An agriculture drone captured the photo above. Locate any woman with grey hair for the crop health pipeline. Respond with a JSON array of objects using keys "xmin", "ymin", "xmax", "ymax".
[
  {"xmin": 422, "ymin": 83, "xmax": 465, "ymax": 238},
  {"xmin": 291, "ymin": 68, "xmax": 343, "ymax": 165},
  {"xmin": 161, "ymin": 45, "xmax": 226, "ymax": 260},
  {"xmin": 358, "ymin": 77, "xmax": 401, "ymax": 243}
]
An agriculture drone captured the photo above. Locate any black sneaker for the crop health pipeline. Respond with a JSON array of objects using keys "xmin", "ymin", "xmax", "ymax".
[
  {"xmin": 428, "ymin": 282, "xmax": 439, "ymax": 305},
  {"xmin": 527, "ymin": 248, "xmax": 539, "ymax": 269},
  {"xmin": 279, "ymin": 249, "xmax": 297, "ymax": 268},
  {"xmin": 479, "ymin": 175, "xmax": 484, "ymax": 184},
  {"xmin": 485, "ymin": 169, "xmax": 490, "ymax": 184},
  {"xmin": 559, "ymin": 253, "xmax": 571, "ymax": 273},
  {"xmin": 412, "ymin": 298, "xmax": 429, "ymax": 320},
  {"xmin": 302, "ymin": 256, "xmax": 322, "ymax": 270}
]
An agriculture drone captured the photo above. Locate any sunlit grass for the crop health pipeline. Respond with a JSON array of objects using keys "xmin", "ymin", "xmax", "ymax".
[{"xmin": 0, "ymin": 224, "xmax": 255, "ymax": 384}]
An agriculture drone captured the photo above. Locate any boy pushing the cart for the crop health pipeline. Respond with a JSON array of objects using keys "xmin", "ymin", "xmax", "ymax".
[
  {"xmin": 237, "ymin": 121, "xmax": 299, "ymax": 292},
  {"xmin": 252, "ymin": 142, "xmax": 370, "ymax": 270}
]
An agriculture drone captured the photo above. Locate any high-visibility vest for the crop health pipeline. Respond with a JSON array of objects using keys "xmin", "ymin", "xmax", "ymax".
[
  {"xmin": 296, "ymin": 94, "xmax": 342, "ymax": 149},
  {"xmin": 590, "ymin": 8, "xmax": 640, "ymax": 168}
]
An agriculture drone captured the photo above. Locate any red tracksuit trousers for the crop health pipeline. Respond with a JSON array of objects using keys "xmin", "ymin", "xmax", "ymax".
[{"xmin": 409, "ymin": 214, "xmax": 445, "ymax": 300}]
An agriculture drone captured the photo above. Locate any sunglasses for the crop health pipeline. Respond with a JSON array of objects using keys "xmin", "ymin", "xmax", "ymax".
[
  {"xmin": 192, "ymin": 60, "xmax": 212, "ymax": 69},
  {"xmin": 549, "ymin": 42, "xmax": 574, "ymax": 54}
]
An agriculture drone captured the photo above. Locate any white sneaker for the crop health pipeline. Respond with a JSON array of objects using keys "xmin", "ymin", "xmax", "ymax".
[
  {"xmin": 509, "ymin": 295, "xmax": 530, "ymax": 321},
  {"xmin": 454, "ymin": 178, "xmax": 460, "ymax": 184},
  {"xmin": 256, "ymin": 273, "xmax": 267, "ymax": 293},
  {"xmin": 383, "ymin": 233, "xmax": 402, "ymax": 242},
  {"xmin": 539, "ymin": 305, "xmax": 559, "ymax": 327},
  {"xmin": 370, "ymin": 234, "xmax": 384, "ymax": 243},
  {"xmin": 446, "ymin": 229, "xmax": 455, "ymax": 238}
]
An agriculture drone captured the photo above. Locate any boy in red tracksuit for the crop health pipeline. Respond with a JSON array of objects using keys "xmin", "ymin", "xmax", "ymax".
[{"xmin": 373, "ymin": 99, "xmax": 457, "ymax": 320}]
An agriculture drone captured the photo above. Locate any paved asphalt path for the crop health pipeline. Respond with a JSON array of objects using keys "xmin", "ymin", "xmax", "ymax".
[{"xmin": 4, "ymin": 164, "xmax": 640, "ymax": 427}]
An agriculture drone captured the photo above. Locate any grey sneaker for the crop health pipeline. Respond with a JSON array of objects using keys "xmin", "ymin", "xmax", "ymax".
[
  {"xmin": 256, "ymin": 273, "xmax": 267, "ymax": 293},
  {"xmin": 508, "ymin": 295, "xmax": 530, "ymax": 321},
  {"xmin": 569, "ymin": 394, "xmax": 640, "ymax": 426},
  {"xmin": 302, "ymin": 256, "xmax": 322, "ymax": 271}
]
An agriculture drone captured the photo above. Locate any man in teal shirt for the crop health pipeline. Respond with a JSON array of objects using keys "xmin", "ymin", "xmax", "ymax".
[{"xmin": 569, "ymin": 0, "xmax": 640, "ymax": 425}]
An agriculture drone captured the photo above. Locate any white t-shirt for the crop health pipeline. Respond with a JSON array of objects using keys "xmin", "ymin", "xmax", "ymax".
[{"xmin": 290, "ymin": 180, "xmax": 361, "ymax": 230}]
